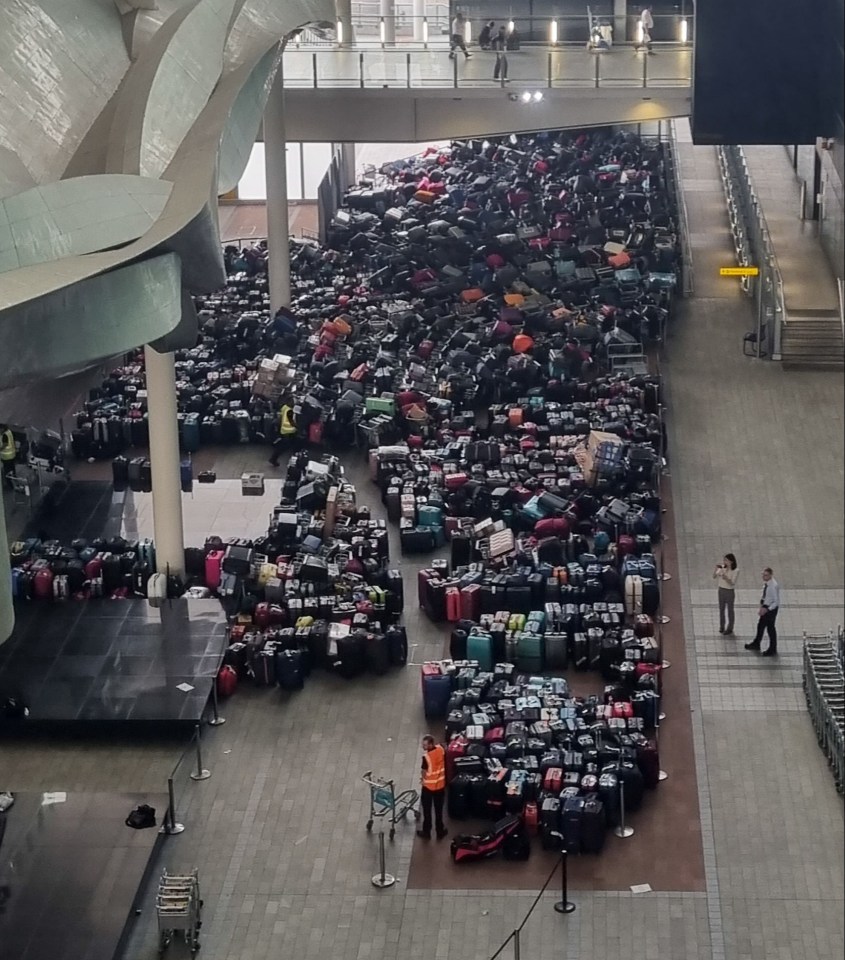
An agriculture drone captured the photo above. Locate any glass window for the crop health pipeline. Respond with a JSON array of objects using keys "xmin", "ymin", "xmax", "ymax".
[{"xmin": 302, "ymin": 143, "xmax": 333, "ymax": 199}]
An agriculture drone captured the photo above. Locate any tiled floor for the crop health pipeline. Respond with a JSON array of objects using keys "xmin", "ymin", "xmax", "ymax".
[{"xmin": 1, "ymin": 126, "xmax": 843, "ymax": 960}]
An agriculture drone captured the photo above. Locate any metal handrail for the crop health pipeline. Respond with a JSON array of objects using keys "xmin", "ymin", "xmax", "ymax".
[
  {"xmin": 282, "ymin": 43, "xmax": 692, "ymax": 90},
  {"xmin": 664, "ymin": 120, "xmax": 695, "ymax": 297}
]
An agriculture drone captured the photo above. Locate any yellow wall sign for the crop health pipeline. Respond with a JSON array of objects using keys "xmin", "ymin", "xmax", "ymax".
[{"xmin": 720, "ymin": 266, "xmax": 759, "ymax": 277}]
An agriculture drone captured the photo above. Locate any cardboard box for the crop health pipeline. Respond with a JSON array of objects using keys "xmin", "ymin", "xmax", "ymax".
[{"xmin": 241, "ymin": 472, "xmax": 265, "ymax": 496}]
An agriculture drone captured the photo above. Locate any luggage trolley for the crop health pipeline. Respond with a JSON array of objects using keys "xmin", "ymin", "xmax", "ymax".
[
  {"xmin": 156, "ymin": 869, "xmax": 203, "ymax": 956},
  {"xmin": 362, "ymin": 770, "xmax": 420, "ymax": 840}
]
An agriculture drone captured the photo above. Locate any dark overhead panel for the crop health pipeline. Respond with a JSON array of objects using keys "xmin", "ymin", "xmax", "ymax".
[{"xmin": 692, "ymin": 0, "xmax": 833, "ymax": 144}]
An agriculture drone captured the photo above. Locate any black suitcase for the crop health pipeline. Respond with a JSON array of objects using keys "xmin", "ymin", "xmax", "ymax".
[
  {"xmin": 276, "ymin": 649, "xmax": 305, "ymax": 691},
  {"xmin": 540, "ymin": 797, "xmax": 562, "ymax": 850},
  {"xmin": 336, "ymin": 633, "xmax": 365, "ymax": 679},
  {"xmin": 386, "ymin": 625, "xmax": 408, "ymax": 666},
  {"xmin": 561, "ymin": 795, "xmax": 585, "ymax": 853},
  {"xmin": 112, "ymin": 456, "xmax": 129, "ymax": 488},
  {"xmin": 448, "ymin": 774, "xmax": 475, "ymax": 820},
  {"xmin": 365, "ymin": 633, "xmax": 391, "ymax": 675}
]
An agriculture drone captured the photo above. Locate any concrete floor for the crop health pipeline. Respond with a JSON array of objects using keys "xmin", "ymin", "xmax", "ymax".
[{"xmin": 1, "ymin": 128, "xmax": 843, "ymax": 960}]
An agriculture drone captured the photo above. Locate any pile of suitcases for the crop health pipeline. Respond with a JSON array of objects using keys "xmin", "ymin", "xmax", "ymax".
[
  {"xmin": 9, "ymin": 535, "xmax": 164, "ymax": 602},
  {"xmin": 73, "ymin": 127, "xmax": 677, "ymax": 462},
  {"xmin": 421, "ymin": 659, "xmax": 661, "ymax": 856}
]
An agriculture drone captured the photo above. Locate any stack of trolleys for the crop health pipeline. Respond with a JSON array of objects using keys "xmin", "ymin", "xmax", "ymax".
[
  {"xmin": 156, "ymin": 868, "xmax": 203, "ymax": 956},
  {"xmin": 802, "ymin": 630, "xmax": 845, "ymax": 794}
]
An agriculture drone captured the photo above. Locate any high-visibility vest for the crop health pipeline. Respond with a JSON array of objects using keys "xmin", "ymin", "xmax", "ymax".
[
  {"xmin": 0, "ymin": 429, "xmax": 15, "ymax": 462},
  {"xmin": 421, "ymin": 744, "xmax": 446, "ymax": 791},
  {"xmin": 279, "ymin": 405, "xmax": 296, "ymax": 436}
]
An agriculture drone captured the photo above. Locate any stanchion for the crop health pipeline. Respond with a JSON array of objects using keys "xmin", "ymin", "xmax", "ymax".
[
  {"xmin": 653, "ymin": 711, "xmax": 669, "ymax": 781},
  {"xmin": 208, "ymin": 679, "xmax": 226, "ymax": 726},
  {"xmin": 162, "ymin": 777, "xmax": 185, "ymax": 835},
  {"xmin": 613, "ymin": 781, "xmax": 634, "ymax": 838},
  {"xmin": 553, "ymin": 848, "xmax": 576, "ymax": 914},
  {"xmin": 190, "ymin": 724, "xmax": 211, "ymax": 781},
  {"xmin": 371, "ymin": 832, "xmax": 396, "ymax": 888},
  {"xmin": 513, "ymin": 928, "xmax": 521, "ymax": 960}
]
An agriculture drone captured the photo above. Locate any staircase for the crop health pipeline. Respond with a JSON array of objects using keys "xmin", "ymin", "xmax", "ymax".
[{"xmin": 780, "ymin": 311, "xmax": 845, "ymax": 369}]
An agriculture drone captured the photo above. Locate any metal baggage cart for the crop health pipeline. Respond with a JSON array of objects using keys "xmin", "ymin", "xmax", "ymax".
[
  {"xmin": 802, "ymin": 630, "xmax": 845, "ymax": 794},
  {"xmin": 362, "ymin": 770, "xmax": 420, "ymax": 840},
  {"xmin": 156, "ymin": 869, "xmax": 203, "ymax": 956}
]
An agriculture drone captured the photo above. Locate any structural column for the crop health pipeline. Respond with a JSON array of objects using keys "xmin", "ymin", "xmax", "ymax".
[
  {"xmin": 412, "ymin": 0, "xmax": 425, "ymax": 42},
  {"xmin": 340, "ymin": 142, "xmax": 356, "ymax": 190},
  {"xmin": 379, "ymin": 0, "xmax": 396, "ymax": 44},
  {"xmin": 613, "ymin": 0, "xmax": 627, "ymax": 43},
  {"xmin": 335, "ymin": 0, "xmax": 354, "ymax": 45},
  {"xmin": 0, "ymin": 487, "xmax": 13, "ymax": 644},
  {"xmin": 264, "ymin": 63, "xmax": 291, "ymax": 313},
  {"xmin": 143, "ymin": 344, "xmax": 185, "ymax": 577}
]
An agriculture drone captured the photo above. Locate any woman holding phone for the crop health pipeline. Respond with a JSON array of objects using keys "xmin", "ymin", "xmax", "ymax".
[{"xmin": 713, "ymin": 553, "xmax": 739, "ymax": 634}]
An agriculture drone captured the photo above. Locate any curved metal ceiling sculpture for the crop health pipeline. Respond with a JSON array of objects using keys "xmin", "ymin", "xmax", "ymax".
[{"xmin": 0, "ymin": 0, "xmax": 334, "ymax": 388}]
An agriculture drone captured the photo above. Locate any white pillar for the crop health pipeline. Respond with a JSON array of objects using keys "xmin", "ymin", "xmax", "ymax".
[
  {"xmin": 265, "ymin": 64, "xmax": 291, "ymax": 313},
  {"xmin": 0, "ymin": 486, "xmax": 13, "ymax": 644},
  {"xmin": 412, "ymin": 0, "xmax": 425, "ymax": 41},
  {"xmin": 379, "ymin": 0, "xmax": 396, "ymax": 44},
  {"xmin": 335, "ymin": 0, "xmax": 354, "ymax": 45},
  {"xmin": 143, "ymin": 344, "xmax": 185, "ymax": 577},
  {"xmin": 340, "ymin": 142, "xmax": 356, "ymax": 190},
  {"xmin": 614, "ymin": 0, "xmax": 628, "ymax": 43}
]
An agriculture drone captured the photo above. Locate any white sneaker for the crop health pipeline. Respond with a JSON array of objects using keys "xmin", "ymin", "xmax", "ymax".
[{"xmin": 0, "ymin": 792, "xmax": 14, "ymax": 812}]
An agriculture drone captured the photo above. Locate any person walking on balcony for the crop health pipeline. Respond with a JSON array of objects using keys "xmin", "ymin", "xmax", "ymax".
[
  {"xmin": 636, "ymin": 5, "xmax": 655, "ymax": 54},
  {"xmin": 491, "ymin": 26, "xmax": 509, "ymax": 82},
  {"xmin": 478, "ymin": 20, "xmax": 495, "ymax": 49},
  {"xmin": 449, "ymin": 12, "xmax": 472, "ymax": 59}
]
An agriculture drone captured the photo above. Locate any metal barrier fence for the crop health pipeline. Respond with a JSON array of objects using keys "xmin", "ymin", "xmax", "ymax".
[
  {"xmin": 299, "ymin": 13, "xmax": 694, "ymax": 46},
  {"xmin": 663, "ymin": 122, "xmax": 695, "ymax": 298},
  {"xmin": 282, "ymin": 43, "xmax": 692, "ymax": 90},
  {"xmin": 717, "ymin": 145, "xmax": 786, "ymax": 359},
  {"xmin": 802, "ymin": 629, "xmax": 844, "ymax": 795}
]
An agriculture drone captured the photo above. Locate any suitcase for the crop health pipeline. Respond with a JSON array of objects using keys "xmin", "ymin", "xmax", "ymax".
[
  {"xmin": 580, "ymin": 795, "xmax": 606, "ymax": 853},
  {"xmin": 460, "ymin": 584, "xmax": 481, "ymax": 621},
  {"xmin": 448, "ymin": 774, "xmax": 475, "ymax": 820},
  {"xmin": 205, "ymin": 550, "xmax": 224, "ymax": 590},
  {"xmin": 545, "ymin": 632, "xmax": 568, "ymax": 670},
  {"xmin": 147, "ymin": 572, "xmax": 167, "ymax": 607},
  {"xmin": 467, "ymin": 632, "xmax": 492, "ymax": 672},
  {"xmin": 277, "ymin": 649, "xmax": 305, "ymax": 691},
  {"xmin": 636, "ymin": 740, "xmax": 661, "ymax": 789},
  {"xmin": 386, "ymin": 625, "xmax": 408, "ymax": 666},
  {"xmin": 540, "ymin": 797, "xmax": 562, "ymax": 850},
  {"xmin": 625, "ymin": 574, "xmax": 644, "ymax": 615},
  {"xmin": 561, "ymin": 796, "xmax": 585, "ymax": 854},
  {"xmin": 365, "ymin": 633, "xmax": 391, "ymax": 675},
  {"xmin": 445, "ymin": 586, "xmax": 461, "ymax": 622},
  {"xmin": 216, "ymin": 664, "xmax": 238, "ymax": 697},
  {"xmin": 112, "ymin": 456, "xmax": 129, "ymax": 488}
]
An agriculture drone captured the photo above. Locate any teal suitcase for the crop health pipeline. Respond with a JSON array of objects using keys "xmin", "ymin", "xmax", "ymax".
[{"xmin": 467, "ymin": 632, "xmax": 493, "ymax": 672}]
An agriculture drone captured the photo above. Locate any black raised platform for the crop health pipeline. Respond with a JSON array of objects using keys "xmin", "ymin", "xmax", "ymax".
[
  {"xmin": 0, "ymin": 790, "xmax": 167, "ymax": 960},
  {"xmin": 0, "ymin": 599, "xmax": 227, "ymax": 731}
]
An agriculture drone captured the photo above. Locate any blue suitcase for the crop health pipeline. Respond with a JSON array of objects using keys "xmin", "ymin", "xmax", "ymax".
[
  {"xmin": 180, "ymin": 459, "xmax": 193, "ymax": 493},
  {"xmin": 276, "ymin": 649, "xmax": 304, "ymax": 691},
  {"xmin": 418, "ymin": 505, "xmax": 444, "ymax": 529},
  {"xmin": 516, "ymin": 633, "xmax": 544, "ymax": 673},
  {"xmin": 467, "ymin": 632, "xmax": 493, "ymax": 672},
  {"xmin": 423, "ymin": 674, "xmax": 452, "ymax": 719}
]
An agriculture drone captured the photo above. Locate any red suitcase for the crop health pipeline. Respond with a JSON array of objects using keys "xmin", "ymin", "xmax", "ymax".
[
  {"xmin": 445, "ymin": 586, "xmax": 461, "ymax": 622},
  {"xmin": 418, "ymin": 568, "xmax": 437, "ymax": 607},
  {"xmin": 543, "ymin": 768, "xmax": 563, "ymax": 792},
  {"xmin": 216, "ymin": 665, "xmax": 238, "ymax": 697},
  {"xmin": 617, "ymin": 534, "xmax": 636, "ymax": 559},
  {"xmin": 205, "ymin": 550, "xmax": 224, "ymax": 590},
  {"xmin": 84, "ymin": 557, "xmax": 102, "ymax": 580},
  {"xmin": 535, "ymin": 517, "xmax": 570, "ymax": 538},
  {"xmin": 523, "ymin": 800, "xmax": 539, "ymax": 834},
  {"xmin": 34, "ymin": 568, "xmax": 54, "ymax": 599},
  {"xmin": 308, "ymin": 421, "xmax": 323, "ymax": 444},
  {"xmin": 255, "ymin": 602, "xmax": 271, "ymax": 628},
  {"xmin": 634, "ymin": 614, "xmax": 654, "ymax": 638},
  {"xmin": 446, "ymin": 735, "xmax": 468, "ymax": 781},
  {"xmin": 484, "ymin": 725, "xmax": 505, "ymax": 743},
  {"xmin": 636, "ymin": 740, "xmax": 661, "ymax": 789},
  {"xmin": 612, "ymin": 702, "xmax": 634, "ymax": 720},
  {"xmin": 445, "ymin": 472, "xmax": 469, "ymax": 490},
  {"xmin": 460, "ymin": 584, "xmax": 481, "ymax": 622}
]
